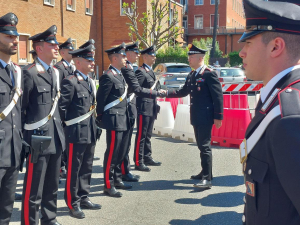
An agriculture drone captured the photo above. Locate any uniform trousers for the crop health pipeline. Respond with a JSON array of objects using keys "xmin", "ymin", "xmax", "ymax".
[
  {"xmin": 21, "ymin": 149, "xmax": 62, "ymax": 225},
  {"xmin": 116, "ymin": 120, "xmax": 135, "ymax": 176},
  {"xmin": 193, "ymin": 124, "xmax": 213, "ymax": 181},
  {"xmin": 134, "ymin": 115, "xmax": 155, "ymax": 166},
  {"xmin": 64, "ymin": 142, "xmax": 95, "ymax": 209},
  {"xmin": 0, "ymin": 166, "xmax": 19, "ymax": 225},
  {"xmin": 104, "ymin": 129, "xmax": 129, "ymax": 189}
]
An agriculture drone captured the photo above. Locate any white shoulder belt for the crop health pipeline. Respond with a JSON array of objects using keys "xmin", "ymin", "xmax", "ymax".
[
  {"xmin": 24, "ymin": 63, "xmax": 60, "ymax": 130},
  {"xmin": 104, "ymin": 85, "xmax": 128, "ymax": 111},
  {"xmin": 0, "ymin": 64, "xmax": 22, "ymax": 121}
]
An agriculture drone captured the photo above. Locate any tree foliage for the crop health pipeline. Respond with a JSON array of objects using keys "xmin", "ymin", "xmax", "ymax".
[
  {"xmin": 228, "ymin": 51, "xmax": 242, "ymax": 66},
  {"xmin": 122, "ymin": 0, "xmax": 183, "ymax": 50}
]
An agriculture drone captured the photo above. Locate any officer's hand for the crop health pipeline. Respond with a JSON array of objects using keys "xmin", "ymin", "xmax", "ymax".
[
  {"xmin": 158, "ymin": 89, "xmax": 167, "ymax": 98},
  {"xmin": 214, "ymin": 119, "xmax": 222, "ymax": 129}
]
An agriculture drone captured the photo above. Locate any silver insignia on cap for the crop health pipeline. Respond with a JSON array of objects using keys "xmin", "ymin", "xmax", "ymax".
[
  {"xmin": 267, "ymin": 25, "xmax": 273, "ymax": 30},
  {"xmin": 286, "ymin": 88, "xmax": 292, "ymax": 93}
]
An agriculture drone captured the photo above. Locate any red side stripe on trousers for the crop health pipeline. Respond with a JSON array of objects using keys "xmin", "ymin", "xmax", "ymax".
[
  {"xmin": 135, "ymin": 115, "xmax": 143, "ymax": 166},
  {"xmin": 24, "ymin": 154, "xmax": 34, "ymax": 225},
  {"xmin": 121, "ymin": 162, "xmax": 125, "ymax": 175},
  {"xmin": 66, "ymin": 143, "xmax": 74, "ymax": 210},
  {"xmin": 105, "ymin": 131, "xmax": 115, "ymax": 189}
]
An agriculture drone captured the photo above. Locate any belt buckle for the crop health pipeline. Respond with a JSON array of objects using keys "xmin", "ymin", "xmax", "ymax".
[
  {"xmin": 240, "ymin": 139, "xmax": 248, "ymax": 164},
  {"xmin": 48, "ymin": 114, "xmax": 52, "ymax": 120},
  {"xmin": 119, "ymin": 97, "xmax": 123, "ymax": 101},
  {"xmin": 89, "ymin": 105, "xmax": 95, "ymax": 111},
  {"xmin": 0, "ymin": 112, "xmax": 5, "ymax": 120}
]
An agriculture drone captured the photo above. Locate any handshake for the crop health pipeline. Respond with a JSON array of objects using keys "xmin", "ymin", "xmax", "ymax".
[{"xmin": 158, "ymin": 89, "xmax": 167, "ymax": 98}]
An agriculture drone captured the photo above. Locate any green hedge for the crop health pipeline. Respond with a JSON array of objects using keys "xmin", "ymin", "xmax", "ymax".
[{"xmin": 228, "ymin": 51, "xmax": 242, "ymax": 67}]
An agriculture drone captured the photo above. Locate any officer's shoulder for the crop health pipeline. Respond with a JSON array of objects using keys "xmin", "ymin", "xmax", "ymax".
[
  {"xmin": 12, "ymin": 62, "xmax": 20, "ymax": 68},
  {"xmin": 55, "ymin": 61, "xmax": 63, "ymax": 66},
  {"xmin": 102, "ymin": 69, "xmax": 115, "ymax": 79},
  {"xmin": 278, "ymin": 82, "xmax": 300, "ymax": 118}
]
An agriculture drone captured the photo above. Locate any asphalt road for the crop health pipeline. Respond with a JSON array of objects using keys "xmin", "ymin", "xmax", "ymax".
[{"xmin": 10, "ymin": 127, "xmax": 245, "ymax": 225}]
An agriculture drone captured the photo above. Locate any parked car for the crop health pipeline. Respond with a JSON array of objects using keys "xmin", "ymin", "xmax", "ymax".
[
  {"xmin": 153, "ymin": 63, "xmax": 192, "ymax": 90},
  {"xmin": 213, "ymin": 67, "xmax": 247, "ymax": 83}
]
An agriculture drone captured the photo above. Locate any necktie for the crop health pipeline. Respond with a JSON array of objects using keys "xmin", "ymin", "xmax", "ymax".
[
  {"xmin": 5, "ymin": 64, "xmax": 15, "ymax": 87},
  {"xmin": 47, "ymin": 67, "xmax": 53, "ymax": 81}
]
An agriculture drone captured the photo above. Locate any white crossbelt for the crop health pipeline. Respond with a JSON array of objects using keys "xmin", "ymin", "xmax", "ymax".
[
  {"xmin": 150, "ymin": 79, "xmax": 159, "ymax": 90},
  {"xmin": 127, "ymin": 93, "xmax": 135, "ymax": 103},
  {"xmin": 65, "ymin": 75, "xmax": 97, "ymax": 126},
  {"xmin": 239, "ymin": 105, "xmax": 281, "ymax": 163},
  {"xmin": 104, "ymin": 86, "xmax": 128, "ymax": 111},
  {"xmin": 24, "ymin": 63, "xmax": 60, "ymax": 130},
  {"xmin": 0, "ymin": 64, "xmax": 22, "ymax": 121}
]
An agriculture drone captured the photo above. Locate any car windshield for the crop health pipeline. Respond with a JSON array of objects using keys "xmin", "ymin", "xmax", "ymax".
[
  {"xmin": 220, "ymin": 69, "xmax": 244, "ymax": 77},
  {"xmin": 166, "ymin": 66, "xmax": 191, "ymax": 73}
]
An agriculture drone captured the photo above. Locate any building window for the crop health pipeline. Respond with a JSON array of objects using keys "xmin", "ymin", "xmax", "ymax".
[
  {"xmin": 85, "ymin": 0, "xmax": 93, "ymax": 15},
  {"xmin": 120, "ymin": 0, "xmax": 135, "ymax": 16},
  {"xmin": 210, "ymin": 0, "xmax": 220, "ymax": 5},
  {"xmin": 180, "ymin": 0, "xmax": 186, "ymax": 5},
  {"xmin": 210, "ymin": 14, "xmax": 219, "ymax": 28},
  {"xmin": 18, "ymin": 35, "xmax": 29, "ymax": 63},
  {"xmin": 67, "ymin": 0, "xmax": 75, "ymax": 11},
  {"xmin": 195, "ymin": 0, "xmax": 203, "ymax": 5},
  {"xmin": 194, "ymin": 15, "xmax": 203, "ymax": 29},
  {"xmin": 183, "ymin": 17, "xmax": 188, "ymax": 29},
  {"xmin": 44, "ymin": 0, "xmax": 55, "ymax": 6}
]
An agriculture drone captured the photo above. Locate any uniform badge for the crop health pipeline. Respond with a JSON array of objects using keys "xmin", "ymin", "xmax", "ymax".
[
  {"xmin": 197, "ymin": 87, "xmax": 201, "ymax": 91},
  {"xmin": 246, "ymin": 181, "xmax": 255, "ymax": 197}
]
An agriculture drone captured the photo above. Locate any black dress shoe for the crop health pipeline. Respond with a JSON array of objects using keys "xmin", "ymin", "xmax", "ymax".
[
  {"xmin": 115, "ymin": 181, "xmax": 132, "ymax": 190},
  {"xmin": 15, "ymin": 193, "xmax": 22, "ymax": 201},
  {"xmin": 144, "ymin": 159, "xmax": 162, "ymax": 166},
  {"xmin": 103, "ymin": 187, "xmax": 122, "ymax": 197},
  {"xmin": 122, "ymin": 173, "xmax": 139, "ymax": 182},
  {"xmin": 191, "ymin": 172, "xmax": 213, "ymax": 180},
  {"xmin": 193, "ymin": 179, "xmax": 212, "ymax": 189},
  {"xmin": 80, "ymin": 200, "xmax": 101, "ymax": 210},
  {"xmin": 60, "ymin": 166, "xmax": 67, "ymax": 179},
  {"xmin": 48, "ymin": 222, "xmax": 62, "ymax": 225},
  {"xmin": 93, "ymin": 156, "xmax": 100, "ymax": 161},
  {"xmin": 135, "ymin": 164, "xmax": 151, "ymax": 172},
  {"xmin": 69, "ymin": 206, "xmax": 85, "ymax": 219}
]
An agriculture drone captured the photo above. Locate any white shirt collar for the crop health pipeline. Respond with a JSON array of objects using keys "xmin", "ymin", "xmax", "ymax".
[
  {"xmin": 261, "ymin": 65, "xmax": 300, "ymax": 103},
  {"xmin": 144, "ymin": 63, "xmax": 152, "ymax": 71},
  {"xmin": 195, "ymin": 65, "xmax": 204, "ymax": 75},
  {"xmin": 111, "ymin": 66, "xmax": 121, "ymax": 74},
  {"xmin": 77, "ymin": 70, "xmax": 88, "ymax": 80},
  {"xmin": 63, "ymin": 59, "xmax": 70, "ymax": 66},
  {"xmin": 0, "ymin": 59, "xmax": 11, "ymax": 68}
]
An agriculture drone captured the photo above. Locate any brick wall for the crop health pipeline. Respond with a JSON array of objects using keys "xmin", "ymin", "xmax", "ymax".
[{"xmin": 0, "ymin": 0, "xmax": 93, "ymax": 65}]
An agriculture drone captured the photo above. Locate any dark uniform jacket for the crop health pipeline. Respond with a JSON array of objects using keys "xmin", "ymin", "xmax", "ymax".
[
  {"xmin": 121, "ymin": 61, "xmax": 158, "ymax": 119},
  {"xmin": 96, "ymin": 65, "xmax": 129, "ymax": 131},
  {"xmin": 59, "ymin": 71, "xmax": 97, "ymax": 144},
  {"xmin": 243, "ymin": 69, "xmax": 300, "ymax": 225},
  {"xmin": 168, "ymin": 67, "xmax": 223, "ymax": 126},
  {"xmin": 54, "ymin": 59, "xmax": 74, "ymax": 81},
  {"xmin": 135, "ymin": 63, "xmax": 161, "ymax": 119},
  {"xmin": 0, "ymin": 63, "xmax": 23, "ymax": 168},
  {"xmin": 22, "ymin": 59, "xmax": 65, "ymax": 154}
]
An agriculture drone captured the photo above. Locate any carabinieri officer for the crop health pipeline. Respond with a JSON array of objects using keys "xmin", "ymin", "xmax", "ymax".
[
  {"xmin": 166, "ymin": 44, "xmax": 223, "ymax": 189},
  {"xmin": 0, "ymin": 13, "xmax": 23, "ymax": 225},
  {"xmin": 21, "ymin": 25, "xmax": 65, "ymax": 225},
  {"xmin": 96, "ymin": 43, "xmax": 132, "ymax": 198},
  {"xmin": 238, "ymin": 0, "xmax": 300, "ymax": 224},
  {"xmin": 59, "ymin": 44, "xmax": 101, "ymax": 219}
]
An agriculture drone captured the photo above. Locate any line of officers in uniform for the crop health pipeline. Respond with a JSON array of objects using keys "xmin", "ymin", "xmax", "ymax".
[{"xmin": 0, "ymin": 10, "xmax": 224, "ymax": 224}]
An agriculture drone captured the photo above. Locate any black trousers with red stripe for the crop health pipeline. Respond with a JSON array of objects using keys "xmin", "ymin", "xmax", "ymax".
[
  {"xmin": 0, "ymin": 166, "xmax": 19, "ymax": 225},
  {"xmin": 103, "ymin": 130, "xmax": 129, "ymax": 188},
  {"xmin": 21, "ymin": 150, "xmax": 62, "ymax": 225},
  {"xmin": 116, "ymin": 119, "xmax": 135, "ymax": 176},
  {"xmin": 64, "ymin": 142, "xmax": 96, "ymax": 209},
  {"xmin": 134, "ymin": 115, "xmax": 155, "ymax": 166}
]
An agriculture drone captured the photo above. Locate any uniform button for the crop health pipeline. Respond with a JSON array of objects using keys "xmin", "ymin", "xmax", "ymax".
[
  {"xmin": 191, "ymin": 90, "xmax": 193, "ymax": 92},
  {"xmin": 53, "ymin": 89, "xmax": 54, "ymax": 91},
  {"xmin": 83, "ymin": 94, "xmax": 85, "ymax": 96},
  {"xmin": 242, "ymin": 215, "xmax": 245, "ymax": 223},
  {"xmin": 13, "ymin": 124, "xmax": 16, "ymax": 128},
  {"xmin": 243, "ymin": 196, "xmax": 246, "ymax": 203},
  {"xmin": 191, "ymin": 103, "xmax": 193, "ymax": 105},
  {"xmin": 37, "ymin": 128, "xmax": 40, "ymax": 130},
  {"xmin": 191, "ymin": 96, "xmax": 193, "ymax": 98},
  {"xmin": 54, "ymin": 117, "xmax": 56, "ymax": 120},
  {"xmin": 13, "ymin": 113, "xmax": 15, "ymax": 117},
  {"xmin": 52, "ymin": 98, "xmax": 54, "ymax": 101},
  {"xmin": 248, "ymin": 169, "xmax": 252, "ymax": 175},
  {"xmin": 191, "ymin": 84, "xmax": 193, "ymax": 86}
]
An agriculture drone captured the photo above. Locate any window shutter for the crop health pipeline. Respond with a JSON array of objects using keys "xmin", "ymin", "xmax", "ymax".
[{"xmin": 19, "ymin": 36, "xmax": 27, "ymax": 59}]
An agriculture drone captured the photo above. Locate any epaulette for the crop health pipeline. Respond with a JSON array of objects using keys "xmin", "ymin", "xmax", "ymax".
[
  {"xmin": 205, "ymin": 67, "xmax": 212, "ymax": 71},
  {"xmin": 56, "ymin": 61, "xmax": 63, "ymax": 66},
  {"xmin": 67, "ymin": 75, "xmax": 76, "ymax": 80},
  {"xmin": 27, "ymin": 64, "xmax": 36, "ymax": 70},
  {"xmin": 106, "ymin": 69, "xmax": 117, "ymax": 76},
  {"xmin": 278, "ymin": 80, "xmax": 300, "ymax": 118},
  {"xmin": 12, "ymin": 62, "xmax": 20, "ymax": 68}
]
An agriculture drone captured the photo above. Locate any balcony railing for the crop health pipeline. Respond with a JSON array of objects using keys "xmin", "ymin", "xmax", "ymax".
[{"xmin": 186, "ymin": 26, "xmax": 245, "ymax": 35}]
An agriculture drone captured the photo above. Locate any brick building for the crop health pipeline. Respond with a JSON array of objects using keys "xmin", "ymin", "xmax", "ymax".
[
  {"xmin": 179, "ymin": 0, "xmax": 246, "ymax": 54},
  {"xmin": 0, "ymin": 0, "xmax": 183, "ymax": 74},
  {"xmin": 0, "ymin": 0, "xmax": 94, "ymax": 65}
]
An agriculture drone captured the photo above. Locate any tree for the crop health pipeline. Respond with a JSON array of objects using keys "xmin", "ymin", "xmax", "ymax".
[{"xmin": 122, "ymin": 0, "xmax": 183, "ymax": 50}]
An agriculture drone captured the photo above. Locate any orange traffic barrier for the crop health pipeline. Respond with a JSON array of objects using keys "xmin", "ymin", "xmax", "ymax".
[
  {"xmin": 211, "ymin": 108, "xmax": 251, "ymax": 148},
  {"xmin": 223, "ymin": 94, "xmax": 249, "ymax": 109}
]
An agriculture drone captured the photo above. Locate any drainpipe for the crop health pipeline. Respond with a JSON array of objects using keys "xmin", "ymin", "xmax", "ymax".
[{"xmin": 60, "ymin": 0, "xmax": 64, "ymax": 36}]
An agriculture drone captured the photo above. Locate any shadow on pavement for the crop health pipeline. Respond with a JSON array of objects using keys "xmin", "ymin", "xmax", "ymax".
[
  {"xmin": 175, "ymin": 191, "xmax": 244, "ymax": 207},
  {"xmin": 169, "ymin": 211, "xmax": 243, "ymax": 225},
  {"xmin": 212, "ymin": 175, "xmax": 244, "ymax": 187}
]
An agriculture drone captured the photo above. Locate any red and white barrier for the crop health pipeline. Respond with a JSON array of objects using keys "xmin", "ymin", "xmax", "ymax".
[{"xmin": 222, "ymin": 82, "xmax": 263, "ymax": 92}]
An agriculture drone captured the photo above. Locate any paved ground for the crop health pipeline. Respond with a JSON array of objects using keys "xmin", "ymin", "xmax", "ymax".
[{"xmin": 10, "ymin": 127, "xmax": 245, "ymax": 225}]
